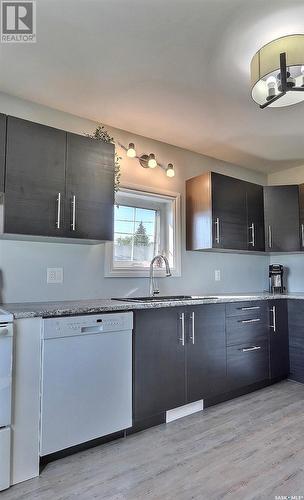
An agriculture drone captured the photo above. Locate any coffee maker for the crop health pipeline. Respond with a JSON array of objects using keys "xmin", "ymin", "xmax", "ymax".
[{"xmin": 269, "ymin": 264, "xmax": 285, "ymax": 294}]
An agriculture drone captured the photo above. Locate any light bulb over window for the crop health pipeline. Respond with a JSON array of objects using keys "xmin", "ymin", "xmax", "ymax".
[
  {"xmin": 148, "ymin": 153, "xmax": 157, "ymax": 168},
  {"xmin": 166, "ymin": 163, "xmax": 175, "ymax": 177},
  {"xmin": 126, "ymin": 142, "xmax": 136, "ymax": 158}
]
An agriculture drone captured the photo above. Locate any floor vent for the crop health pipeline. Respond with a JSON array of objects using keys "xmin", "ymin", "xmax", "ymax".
[{"xmin": 166, "ymin": 400, "xmax": 204, "ymax": 423}]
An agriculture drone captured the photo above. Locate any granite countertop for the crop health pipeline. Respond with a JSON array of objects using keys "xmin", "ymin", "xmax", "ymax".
[{"xmin": 1, "ymin": 293, "xmax": 303, "ymax": 320}]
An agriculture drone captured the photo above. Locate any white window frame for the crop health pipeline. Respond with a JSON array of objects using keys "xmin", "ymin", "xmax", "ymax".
[{"xmin": 104, "ymin": 184, "xmax": 181, "ymax": 278}]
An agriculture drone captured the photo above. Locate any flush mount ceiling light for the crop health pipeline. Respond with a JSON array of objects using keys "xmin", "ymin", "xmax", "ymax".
[
  {"xmin": 251, "ymin": 34, "xmax": 304, "ymax": 109},
  {"xmin": 120, "ymin": 142, "xmax": 175, "ymax": 178}
]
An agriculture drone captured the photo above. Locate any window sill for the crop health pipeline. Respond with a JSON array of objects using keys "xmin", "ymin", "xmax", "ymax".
[{"xmin": 104, "ymin": 268, "xmax": 181, "ymax": 278}]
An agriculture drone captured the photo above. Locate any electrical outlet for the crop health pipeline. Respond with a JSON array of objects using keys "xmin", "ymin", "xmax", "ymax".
[
  {"xmin": 214, "ymin": 269, "xmax": 221, "ymax": 281},
  {"xmin": 47, "ymin": 268, "xmax": 63, "ymax": 284}
]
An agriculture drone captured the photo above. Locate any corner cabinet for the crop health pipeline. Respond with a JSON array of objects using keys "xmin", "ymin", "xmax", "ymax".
[
  {"xmin": 186, "ymin": 172, "xmax": 265, "ymax": 252},
  {"xmin": 1, "ymin": 116, "xmax": 115, "ymax": 242}
]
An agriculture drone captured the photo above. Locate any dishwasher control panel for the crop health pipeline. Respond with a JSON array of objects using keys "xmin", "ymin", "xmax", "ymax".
[{"xmin": 42, "ymin": 312, "xmax": 133, "ymax": 339}]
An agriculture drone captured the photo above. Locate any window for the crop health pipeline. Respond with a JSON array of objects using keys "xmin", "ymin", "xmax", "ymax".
[{"xmin": 105, "ymin": 187, "xmax": 181, "ymax": 277}]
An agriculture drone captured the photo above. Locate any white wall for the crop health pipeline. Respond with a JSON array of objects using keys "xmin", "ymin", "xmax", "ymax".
[
  {"xmin": 268, "ymin": 165, "xmax": 304, "ymax": 186},
  {"xmin": 0, "ymin": 92, "xmax": 269, "ymax": 303}
]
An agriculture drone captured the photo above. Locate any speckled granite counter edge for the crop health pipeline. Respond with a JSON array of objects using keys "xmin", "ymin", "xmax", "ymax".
[{"xmin": 2, "ymin": 293, "xmax": 302, "ymax": 320}]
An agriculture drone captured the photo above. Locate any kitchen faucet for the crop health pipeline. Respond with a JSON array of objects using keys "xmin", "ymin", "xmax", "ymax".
[{"xmin": 149, "ymin": 254, "xmax": 171, "ymax": 296}]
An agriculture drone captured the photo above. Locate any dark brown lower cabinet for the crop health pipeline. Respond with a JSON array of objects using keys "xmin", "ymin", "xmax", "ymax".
[
  {"xmin": 133, "ymin": 307, "xmax": 186, "ymax": 422},
  {"xmin": 288, "ymin": 300, "xmax": 304, "ymax": 383},
  {"xmin": 133, "ymin": 300, "xmax": 290, "ymax": 429},
  {"xmin": 133, "ymin": 304, "xmax": 226, "ymax": 422},
  {"xmin": 186, "ymin": 304, "xmax": 226, "ymax": 402},
  {"xmin": 269, "ymin": 300, "xmax": 289, "ymax": 380},
  {"xmin": 227, "ymin": 341, "xmax": 269, "ymax": 390}
]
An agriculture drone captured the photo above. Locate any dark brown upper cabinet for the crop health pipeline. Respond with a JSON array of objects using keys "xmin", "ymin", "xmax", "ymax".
[
  {"xmin": 1, "ymin": 116, "xmax": 115, "ymax": 242},
  {"xmin": 186, "ymin": 172, "xmax": 265, "ymax": 252},
  {"xmin": 263, "ymin": 185, "xmax": 300, "ymax": 252},
  {"xmin": 65, "ymin": 133, "xmax": 114, "ymax": 241},
  {"xmin": 299, "ymin": 184, "xmax": 304, "ymax": 250},
  {"xmin": 245, "ymin": 181, "xmax": 265, "ymax": 251},
  {"xmin": 0, "ymin": 114, "xmax": 7, "ymax": 192},
  {"xmin": 4, "ymin": 116, "xmax": 66, "ymax": 237}
]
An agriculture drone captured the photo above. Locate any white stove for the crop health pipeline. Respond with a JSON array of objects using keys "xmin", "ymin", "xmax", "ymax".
[{"xmin": 0, "ymin": 308, "xmax": 13, "ymax": 491}]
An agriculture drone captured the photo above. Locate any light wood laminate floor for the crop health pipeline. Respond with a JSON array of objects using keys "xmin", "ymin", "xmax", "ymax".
[{"xmin": 3, "ymin": 381, "xmax": 304, "ymax": 500}]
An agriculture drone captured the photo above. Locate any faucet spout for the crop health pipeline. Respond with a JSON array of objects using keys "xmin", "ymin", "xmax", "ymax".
[{"xmin": 149, "ymin": 254, "xmax": 172, "ymax": 297}]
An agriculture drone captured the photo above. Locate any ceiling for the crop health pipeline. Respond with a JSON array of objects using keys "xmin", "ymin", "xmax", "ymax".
[{"xmin": 1, "ymin": 0, "xmax": 304, "ymax": 173}]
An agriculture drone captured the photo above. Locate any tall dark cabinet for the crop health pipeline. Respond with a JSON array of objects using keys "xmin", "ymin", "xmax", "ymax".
[
  {"xmin": 186, "ymin": 172, "xmax": 265, "ymax": 252},
  {"xmin": 1, "ymin": 116, "xmax": 115, "ymax": 241},
  {"xmin": 263, "ymin": 185, "xmax": 300, "ymax": 252},
  {"xmin": 5, "ymin": 117, "xmax": 66, "ymax": 237}
]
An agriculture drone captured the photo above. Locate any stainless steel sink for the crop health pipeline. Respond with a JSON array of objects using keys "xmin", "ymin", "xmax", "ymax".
[{"xmin": 112, "ymin": 295, "xmax": 219, "ymax": 303}]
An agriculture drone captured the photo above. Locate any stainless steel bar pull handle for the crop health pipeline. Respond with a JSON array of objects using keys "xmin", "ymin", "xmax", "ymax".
[
  {"xmin": 189, "ymin": 312, "xmax": 195, "ymax": 345},
  {"xmin": 240, "ymin": 318, "xmax": 261, "ymax": 324},
  {"xmin": 215, "ymin": 217, "xmax": 220, "ymax": 244},
  {"xmin": 241, "ymin": 306, "xmax": 260, "ymax": 311},
  {"xmin": 268, "ymin": 225, "xmax": 272, "ymax": 249},
  {"xmin": 71, "ymin": 195, "xmax": 76, "ymax": 231},
  {"xmin": 56, "ymin": 192, "xmax": 61, "ymax": 229},
  {"xmin": 270, "ymin": 305, "xmax": 276, "ymax": 333},
  {"xmin": 179, "ymin": 312, "xmax": 185, "ymax": 346},
  {"xmin": 249, "ymin": 222, "xmax": 255, "ymax": 247},
  {"xmin": 241, "ymin": 346, "xmax": 261, "ymax": 352},
  {"xmin": 301, "ymin": 224, "xmax": 304, "ymax": 248}
]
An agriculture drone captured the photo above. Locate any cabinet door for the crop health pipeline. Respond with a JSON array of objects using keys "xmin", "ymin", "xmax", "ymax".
[
  {"xmin": 211, "ymin": 173, "xmax": 247, "ymax": 250},
  {"xmin": 269, "ymin": 300, "xmax": 289, "ymax": 380},
  {"xmin": 65, "ymin": 133, "xmax": 114, "ymax": 240},
  {"xmin": 264, "ymin": 186, "xmax": 300, "ymax": 252},
  {"xmin": 5, "ymin": 117, "xmax": 66, "ymax": 237},
  {"xmin": 227, "ymin": 341, "xmax": 269, "ymax": 389},
  {"xmin": 186, "ymin": 304, "xmax": 226, "ymax": 402},
  {"xmin": 133, "ymin": 308, "xmax": 186, "ymax": 421},
  {"xmin": 246, "ymin": 182, "xmax": 265, "ymax": 251},
  {"xmin": 0, "ymin": 114, "xmax": 6, "ymax": 192},
  {"xmin": 299, "ymin": 184, "xmax": 304, "ymax": 250},
  {"xmin": 288, "ymin": 300, "xmax": 304, "ymax": 383}
]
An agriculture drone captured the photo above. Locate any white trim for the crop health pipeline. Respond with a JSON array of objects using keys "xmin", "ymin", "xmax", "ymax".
[
  {"xmin": 166, "ymin": 400, "xmax": 204, "ymax": 423},
  {"xmin": 104, "ymin": 184, "xmax": 181, "ymax": 278}
]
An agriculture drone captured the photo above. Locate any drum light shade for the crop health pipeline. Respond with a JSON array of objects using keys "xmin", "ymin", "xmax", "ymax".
[{"xmin": 251, "ymin": 34, "xmax": 304, "ymax": 108}]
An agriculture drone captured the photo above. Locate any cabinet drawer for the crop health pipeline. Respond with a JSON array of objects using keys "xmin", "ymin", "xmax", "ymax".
[
  {"xmin": 227, "ymin": 341, "xmax": 269, "ymax": 389},
  {"xmin": 226, "ymin": 301, "xmax": 267, "ymax": 318},
  {"xmin": 226, "ymin": 314, "xmax": 268, "ymax": 346}
]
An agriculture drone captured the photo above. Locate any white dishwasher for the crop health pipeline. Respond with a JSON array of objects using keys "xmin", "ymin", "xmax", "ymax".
[{"xmin": 40, "ymin": 312, "xmax": 133, "ymax": 456}]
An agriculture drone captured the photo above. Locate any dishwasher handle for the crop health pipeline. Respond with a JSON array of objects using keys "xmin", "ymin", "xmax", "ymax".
[{"xmin": 81, "ymin": 326, "xmax": 104, "ymax": 334}]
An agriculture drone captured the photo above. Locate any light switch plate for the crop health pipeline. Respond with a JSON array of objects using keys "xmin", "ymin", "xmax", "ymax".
[
  {"xmin": 214, "ymin": 269, "xmax": 221, "ymax": 281},
  {"xmin": 47, "ymin": 268, "xmax": 63, "ymax": 284}
]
